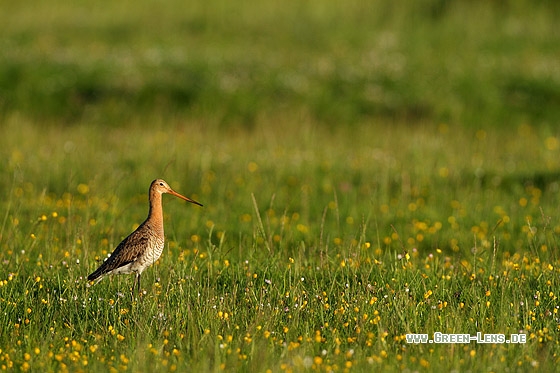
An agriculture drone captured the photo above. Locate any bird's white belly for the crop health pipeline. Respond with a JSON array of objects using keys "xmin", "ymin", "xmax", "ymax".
[
  {"xmin": 131, "ymin": 236, "xmax": 165, "ymax": 274},
  {"xmin": 110, "ymin": 262, "xmax": 134, "ymax": 275}
]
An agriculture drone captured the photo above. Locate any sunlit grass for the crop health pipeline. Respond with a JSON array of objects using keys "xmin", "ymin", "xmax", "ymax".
[
  {"xmin": 1, "ymin": 120, "xmax": 559, "ymax": 371},
  {"xmin": 1, "ymin": 0, "xmax": 560, "ymax": 370}
]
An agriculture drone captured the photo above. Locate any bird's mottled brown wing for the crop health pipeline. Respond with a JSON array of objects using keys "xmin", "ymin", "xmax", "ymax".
[{"xmin": 87, "ymin": 227, "xmax": 150, "ymax": 281}]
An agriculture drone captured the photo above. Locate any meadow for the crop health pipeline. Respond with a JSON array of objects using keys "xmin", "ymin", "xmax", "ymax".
[{"xmin": 1, "ymin": 0, "xmax": 560, "ymax": 372}]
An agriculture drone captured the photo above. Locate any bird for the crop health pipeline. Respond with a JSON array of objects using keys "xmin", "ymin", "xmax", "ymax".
[{"xmin": 87, "ymin": 179, "xmax": 202, "ymax": 295}]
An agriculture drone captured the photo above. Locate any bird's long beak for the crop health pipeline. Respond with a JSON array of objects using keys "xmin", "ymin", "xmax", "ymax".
[{"xmin": 168, "ymin": 190, "xmax": 203, "ymax": 206}]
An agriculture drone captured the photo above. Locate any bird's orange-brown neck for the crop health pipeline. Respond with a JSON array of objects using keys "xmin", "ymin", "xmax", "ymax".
[{"xmin": 147, "ymin": 190, "xmax": 165, "ymax": 237}]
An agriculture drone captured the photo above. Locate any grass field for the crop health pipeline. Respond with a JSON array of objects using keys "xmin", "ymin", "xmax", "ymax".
[
  {"xmin": 2, "ymin": 0, "xmax": 560, "ymax": 128},
  {"xmin": 1, "ymin": 0, "xmax": 560, "ymax": 372}
]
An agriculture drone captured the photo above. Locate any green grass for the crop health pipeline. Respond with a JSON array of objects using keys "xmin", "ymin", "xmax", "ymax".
[
  {"xmin": 1, "ymin": 0, "xmax": 559, "ymax": 127},
  {"xmin": 1, "ymin": 0, "xmax": 560, "ymax": 371},
  {"xmin": 1, "ymin": 121, "xmax": 559, "ymax": 372}
]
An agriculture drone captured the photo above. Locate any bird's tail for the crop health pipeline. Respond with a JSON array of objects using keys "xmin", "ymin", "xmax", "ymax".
[{"xmin": 87, "ymin": 267, "xmax": 106, "ymax": 283}]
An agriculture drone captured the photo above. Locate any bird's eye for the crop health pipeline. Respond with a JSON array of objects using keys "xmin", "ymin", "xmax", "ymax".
[{"xmin": 159, "ymin": 182, "xmax": 164, "ymax": 186}]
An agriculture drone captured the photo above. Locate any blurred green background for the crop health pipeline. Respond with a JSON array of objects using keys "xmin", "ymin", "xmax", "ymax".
[{"xmin": 1, "ymin": 0, "xmax": 559, "ymax": 129}]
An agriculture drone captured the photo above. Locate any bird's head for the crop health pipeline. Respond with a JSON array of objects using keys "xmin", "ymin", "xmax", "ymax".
[{"xmin": 151, "ymin": 179, "xmax": 203, "ymax": 206}]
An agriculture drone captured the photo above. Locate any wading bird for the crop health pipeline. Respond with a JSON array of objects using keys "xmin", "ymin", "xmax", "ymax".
[{"xmin": 87, "ymin": 179, "xmax": 202, "ymax": 295}]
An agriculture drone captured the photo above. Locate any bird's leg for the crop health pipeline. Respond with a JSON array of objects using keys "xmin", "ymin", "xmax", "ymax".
[
  {"xmin": 131, "ymin": 273, "xmax": 140, "ymax": 302},
  {"xmin": 136, "ymin": 273, "xmax": 141, "ymax": 298}
]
